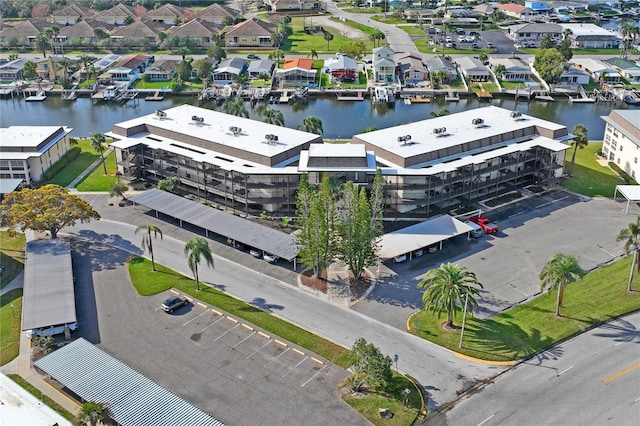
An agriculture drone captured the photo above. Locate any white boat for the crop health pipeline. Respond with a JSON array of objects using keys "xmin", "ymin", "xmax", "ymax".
[
  {"xmin": 103, "ymin": 85, "xmax": 119, "ymax": 101},
  {"xmin": 25, "ymin": 90, "xmax": 47, "ymax": 102}
]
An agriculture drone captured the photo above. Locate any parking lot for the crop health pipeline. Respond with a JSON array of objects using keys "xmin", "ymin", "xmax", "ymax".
[{"xmin": 71, "ymin": 238, "xmax": 367, "ymax": 425}]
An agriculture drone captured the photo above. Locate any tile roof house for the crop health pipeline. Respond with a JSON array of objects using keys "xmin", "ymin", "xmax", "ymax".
[
  {"xmin": 497, "ymin": 3, "xmax": 539, "ymax": 20},
  {"xmin": 508, "ymin": 23, "xmax": 562, "ymax": 42},
  {"xmin": 59, "ymin": 20, "xmax": 114, "ymax": 46},
  {"xmin": 425, "ymin": 56, "xmax": 457, "ymax": 82},
  {"xmin": 0, "ymin": 19, "xmax": 51, "ymax": 49},
  {"xmin": 456, "ymin": 57, "xmax": 491, "ymax": 82},
  {"xmin": 225, "ymin": 18, "xmax": 277, "ymax": 48},
  {"xmin": 106, "ymin": 54, "xmax": 152, "ymax": 81},
  {"xmin": 94, "ymin": 3, "xmax": 135, "ymax": 25},
  {"xmin": 145, "ymin": 3, "xmax": 184, "ymax": 25},
  {"xmin": 194, "ymin": 3, "xmax": 240, "ymax": 24},
  {"xmin": 109, "ymin": 20, "xmax": 159, "ymax": 46},
  {"xmin": 372, "ymin": 46, "xmax": 395, "ymax": 83},
  {"xmin": 277, "ymin": 58, "xmax": 316, "ymax": 86},
  {"xmin": 168, "ymin": 19, "xmax": 223, "ymax": 47},
  {"xmin": 572, "ymin": 58, "xmax": 621, "ymax": 84},
  {"xmin": 489, "ymin": 57, "xmax": 531, "ymax": 81},
  {"xmin": 396, "ymin": 54, "xmax": 428, "ymax": 85},
  {"xmin": 603, "ymin": 57, "xmax": 640, "ymax": 84},
  {"xmin": 324, "ymin": 53, "xmax": 358, "ymax": 82},
  {"xmin": 212, "ymin": 57, "xmax": 248, "ymax": 84},
  {"xmin": 49, "ymin": 3, "xmax": 95, "ymax": 25},
  {"xmin": 143, "ymin": 59, "xmax": 179, "ymax": 81}
]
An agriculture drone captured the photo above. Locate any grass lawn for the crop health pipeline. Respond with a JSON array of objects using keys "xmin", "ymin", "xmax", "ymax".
[
  {"xmin": 499, "ymin": 81, "xmax": 526, "ymax": 90},
  {"xmin": 46, "ymin": 139, "xmax": 100, "ymax": 187},
  {"xmin": 7, "ymin": 374, "xmax": 76, "ymax": 422},
  {"xmin": 470, "ymin": 82, "xmax": 499, "ymax": 93},
  {"xmin": 409, "ymin": 256, "xmax": 640, "ymax": 361},
  {"xmin": 341, "ymin": 372, "xmax": 422, "ymax": 425},
  {"xmin": 75, "ymin": 149, "xmax": 117, "ymax": 192},
  {"xmin": 0, "ymin": 231, "xmax": 25, "ymax": 290},
  {"xmin": 570, "ymin": 48, "xmax": 621, "ymax": 55},
  {"xmin": 133, "ymin": 80, "xmax": 173, "ymax": 90},
  {"xmin": 399, "ymin": 26, "xmax": 428, "ymax": 36},
  {"xmin": 128, "ymin": 257, "xmax": 351, "ymax": 367},
  {"xmin": 563, "ymin": 142, "xmax": 623, "ymax": 197},
  {"xmin": 283, "ymin": 17, "xmax": 374, "ymax": 54},
  {"xmin": 0, "ymin": 289, "xmax": 23, "ymax": 365}
]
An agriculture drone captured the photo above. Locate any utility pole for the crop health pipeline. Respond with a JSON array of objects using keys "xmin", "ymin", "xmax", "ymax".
[{"xmin": 459, "ymin": 293, "xmax": 469, "ymax": 348}]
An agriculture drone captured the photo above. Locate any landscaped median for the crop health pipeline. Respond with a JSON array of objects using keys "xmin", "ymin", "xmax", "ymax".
[
  {"xmin": 128, "ymin": 257, "xmax": 423, "ymax": 425},
  {"xmin": 408, "ymin": 256, "xmax": 640, "ymax": 362}
]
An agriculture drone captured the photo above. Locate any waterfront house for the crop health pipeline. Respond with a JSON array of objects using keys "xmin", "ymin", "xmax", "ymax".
[
  {"xmin": 194, "ymin": 3, "xmax": 240, "ymax": 24},
  {"xmin": 508, "ymin": 22, "xmax": 562, "ymax": 43},
  {"xmin": 49, "ymin": 3, "xmax": 95, "ymax": 25},
  {"xmin": 557, "ymin": 65, "xmax": 590, "ymax": 86},
  {"xmin": 0, "ymin": 126, "xmax": 74, "ymax": 185},
  {"xmin": 372, "ymin": 46, "xmax": 396, "ymax": 83},
  {"xmin": 212, "ymin": 57, "xmax": 248, "ymax": 84},
  {"xmin": 248, "ymin": 59, "xmax": 276, "ymax": 78},
  {"xmin": 560, "ymin": 23, "xmax": 621, "ymax": 48},
  {"xmin": 572, "ymin": 58, "xmax": 621, "ymax": 84},
  {"xmin": 497, "ymin": 4, "xmax": 539, "ymax": 20},
  {"xmin": 324, "ymin": 53, "xmax": 358, "ymax": 83},
  {"xmin": 277, "ymin": 58, "xmax": 316, "ymax": 86},
  {"xmin": 225, "ymin": 18, "xmax": 277, "ymax": 49},
  {"xmin": 94, "ymin": 3, "xmax": 135, "ymax": 26},
  {"xmin": 0, "ymin": 19, "xmax": 51, "ymax": 50},
  {"xmin": 425, "ymin": 57, "xmax": 457, "ymax": 82},
  {"xmin": 0, "ymin": 59, "xmax": 27, "ymax": 81},
  {"xmin": 601, "ymin": 110, "xmax": 640, "ymax": 180},
  {"xmin": 455, "ymin": 57, "xmax": 491, "ymax": 82},
  {"xmin": 602, "ymin": 57, "xmax": 640, "ymax": 84},
  {"xmin": 143, "ymin": 59, "xmax": 179, "ymax": 82},
  {"xmin": 489, "ymin": 58, "xmax": 532, "ymax": 81},
  {"xmin": 167, "ymin": 19, "xmax": 223, "ymax": 48},
  {"xmin": 145, "ymin": 3, "xmax": 184, "ymax": 25},
  {"xmin": 109, "ymin": 20, "xmax": 159, "ymax": 47},
  {"xmin": 107, "ymin": 54, "xmax": 152, "ymax": 82},
  {"xmin": 34, "ymin": 56, "xmax": 67, "ymax": 81},
  {"xmin": 396, "ymin": 54, "xmax": 428, "ymax": 85}
]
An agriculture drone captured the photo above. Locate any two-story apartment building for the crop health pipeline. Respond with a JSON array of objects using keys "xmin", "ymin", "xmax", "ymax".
[{"xmin": 602, "ymin": 110, "xmax": 640, "ymax": 180}]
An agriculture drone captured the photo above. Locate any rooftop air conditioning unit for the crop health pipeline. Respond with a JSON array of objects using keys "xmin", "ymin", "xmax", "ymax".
[
  {"xmin": 472, "ymin": 118, "xmax": 484, "ymax": 127},
  {"xmin": 192, "ymin": 116, "xmax": 204, "ymax": 124},
  {"xmin": 229, "ymin": 126, "xmax": 242, "ymax": 135},
  {"xmin": 155, "ymin": 110, "xmax": 167, "ymax": 119},
  {"xmin": 263, "ymin": 134, "xmax": 279, "ymax": 145},
  {"xmin": 433, "ymin": 127, "xmax": 446, "ymax": 137},
  {"xmin": 397, "ymin": 135, "xmax": 412, "ymax": 145},
  {"xmin": 510, "ymin": 111, "xmax": 523, "ymax": 120}
]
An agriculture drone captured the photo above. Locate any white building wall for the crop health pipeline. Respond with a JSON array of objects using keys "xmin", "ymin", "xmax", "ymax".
[{"xmin": 602, "ymin": 122, "xmax": 640, "ymax": 180}]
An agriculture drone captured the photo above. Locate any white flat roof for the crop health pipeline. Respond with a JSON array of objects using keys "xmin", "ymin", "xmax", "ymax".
[
  {"xmin": 111, "ymin": 104, "xmax": 319, "ymax": 160},
  {"xmin": 560, "ymin": 23, "xmax": 621, "ymax": 37},
  {"xmin": 0, "ymin": 126, "xmax": 68, "ymax": 148},
  {"xmin": 378, "ymin": 215, "xmax": 474, "ymax": 259},
  {"xmin": 354, "ymin": 106, "xmax": 566, "ymax": 162},
  {"xmin": 615, "ymin": 185, "xmax": 640, "ymax": 201},
  {"xmin": 308, "ymin": 143, "xmax": 366, "ymax": 158}
]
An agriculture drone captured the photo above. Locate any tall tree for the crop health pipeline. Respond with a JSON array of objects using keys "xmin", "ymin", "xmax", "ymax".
[
  {"xmin": 22, "ymin": 61, "xmax": 37, "ymax": 80},
  {"xmin": 568, "ymin": 124, "xmax": 588, "ymax": 175},
  {"xmin": 533, "ymin": 48, "xmax": 565, "ymax": 85},
  {"xmin": 193, "ymin": 58, "xmax": 213, "ymax": 81},
  {"xmin": 44, "ymin": 26, "xmax": 60, "ymax": 55},
  {"xmin": 538, "ymin": 34, "xmax": 554, "ymax": 49},
  {"xmin": 77, "ymin": 401, "xmax": 110, "ymax": 426},
  {"xmin": 0, "ymin": 184, "xmax": 100, "ymax": 239},
  {"xmin": 417, "ymin": 263, "xmax": 483, "ymax": 328},
  {"xmin": 299, "ymin": 116, "xmax": 323, "ymax": 134},
  {"xmin": 323, "ymin": 31, "xmax": 334, "ymax": 50},
  {"xmin": 616, "ymin": 216, "xmax": 640, "ymax": 292},
  {"xmin": 369, "ymin": 169, "xmax": 385, "ymax": 242},
  {"xmin": 259, "ymin": 107, "xmax": 285, "ymax": 126},
  {"xmin": 135, "ymin": 224, "xmax": 163, "ymax": 272},
  {"xmin": 91, "ymin": 133, "xmax": 108, "ymax": 175},
  {"xmin": 109, "ymin": 182, "xmax": 128, "ymax": 201},
  {"xmin": 348, "ymin": 337, "xmax": 392, "ymax": 392},
  {"xmin": 222, "ymin": 97, "xmax": 248, "ymax": 117},
  {"xmin": 184, "ymin": 237, "xmax": 214, "ymax": 291},
  {"xmin": 539, "ymin": 253, "xmax": 583, "ymax": 317},
  {"xmin": 35, "ymin": 33, "xmax": 50, "ymax": 58}
]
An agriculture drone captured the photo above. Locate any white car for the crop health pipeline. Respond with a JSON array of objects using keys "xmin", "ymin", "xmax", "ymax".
[
  {"xmin": 263, "ymin": 253, "xmax": 279, "ymax": 263},
  {"xmin": 445, "ymin": 36, "xmax": 452, "ymax": 43},
  {"xmin": 393, "ymin": 254, "xmax": 407, "ymax": 263}
]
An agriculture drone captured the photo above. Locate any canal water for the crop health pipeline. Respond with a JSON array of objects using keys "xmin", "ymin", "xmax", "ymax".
[{"xmin": 1, "ymin": 94, "xmax": 637, "ymax": 139}]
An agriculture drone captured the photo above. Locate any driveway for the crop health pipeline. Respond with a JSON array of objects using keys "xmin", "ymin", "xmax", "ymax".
[{"xmin": 480, "ymin": 30, "xmax": 519, "ymax": 55}]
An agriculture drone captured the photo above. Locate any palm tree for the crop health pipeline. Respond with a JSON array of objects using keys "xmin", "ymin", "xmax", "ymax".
[
  {"xmin": 323, "ymin": 31, "xmax": 334, "ymax": 50},
  {"xmin": 539, "ymin": 253, "xmax": 583, "ymax": 317},
  {"xmin": 178, "ymin": 46, "xmax": 190, "ymax": 60},
  {"xmin": 91, "ymin": 133, "xmax": 107, "ymax": 174},
  {"xmin": 184, "ymin": 237, "xmax": 214, "ymax": 291},
  {"xmin": 568, "ymin": 124, "xmax": 588, "ymax": 175},
  {"xmin": 77, "ymin": 401, "xmax": 110, "ymax": 426},
  {"xmin": 493, "ymin": 64, "xmax": 507, "ymax": 79},
  {"xmin": 135, "ymin": 224, "xmax": 163, "ymax": 272},
  {"xmin": 222, "ymin": 97, "xmax": 248, "ymax": 117},
  {"xmin": 109, "ymin": 182, "xmax": 128, "ymax": 201},
  {"xmin": 268, "ymin": 48, "xmax": 285, "ymax": 66},
  {"xmin": 35, "ymin": 33, "xmax": 50, "ymax": 58},
  {"xmin": 78, "ymin": 53, "xmax": 93, "ymax": 76},
  {"xmin": 44, "ymin": 26, "xmax": 61, "ymax": 55},
  {"xmin": 260, "ymin": 107, "xmax": 285, "ymax": 126},
  {"xmin": 616, "ymin": 216, "xmax": 640, "ymax": 292},
  {"xmin": 308, "ymin": 49, "xmax": 319, "ymax": 60},
  {"xmin": 562, "ymin": 28, "xmax": 573, "ymax": 41},
  {"xmin": 299, "ymin": 116, "xmax": 323, "ymax": 134},
  {"xmin": 417, "ymin": 263, "xmax": 483, "ymax": 328}
]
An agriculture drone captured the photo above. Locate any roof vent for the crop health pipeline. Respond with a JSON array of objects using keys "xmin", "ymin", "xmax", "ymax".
[
  {"xmin": 229, "ymin": 126, "xmax": 242, "ymax": 136},
  {"xmin": 262, "ymin": 134, "xmax": 279, "ymax": 145},
  {"xmin": 472, "ymin": 118, "xmax": 484, "ymax": 127},
  {"xmin": 397, "ymin": 135, "xmax": 412, "ymax": 145},
  {"xmin": 433, "ymin": 127, "xmax": 447, "ymax": 137},
  {"xmin": 191, "ymin": 115, "xmax": 204, "ymax": 125},
  {"xmin": 510, "ymin": 111, "xmax": 523, "ymax": 120},
  {"xmin": 155, "ymin": 110, "xmax": 167, "ymax": 119}
]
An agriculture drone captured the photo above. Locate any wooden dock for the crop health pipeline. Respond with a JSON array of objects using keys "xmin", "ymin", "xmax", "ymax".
[
  {"xmin": 337, "ymin": 91, "xmax": 364, "ymax": 101},
  {"xmin": 445, "ymin": 91, "xmax": 460, "ymax": 101},
  {"xmin": 145, "ymin": 90, "xmax": 164, "ymax": 101},
  {"xmin": 279, "ymin": 90, "xmax": 290, "ymax": 103}
]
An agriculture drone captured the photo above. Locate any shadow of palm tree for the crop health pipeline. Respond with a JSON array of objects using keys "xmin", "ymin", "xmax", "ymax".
[{"xmin": 592, "ymin": 317, "xmax": 640, "ymax": 344}]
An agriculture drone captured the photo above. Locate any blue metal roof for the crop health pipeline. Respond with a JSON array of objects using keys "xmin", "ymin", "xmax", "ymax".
[{"xmin": 35, "ymin": 338, "xmax": 224, "ymax": 426}]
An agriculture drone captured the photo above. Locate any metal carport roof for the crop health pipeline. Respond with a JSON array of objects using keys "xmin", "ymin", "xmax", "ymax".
[
  {"xmin": 21, "ymin": 239, "xmax": 76, "ymax": 331},
  {"xmin": 34, "ymin": 338, "xmax": 224, "ymax": 426},
  {"xmin": 614, "ymin": 185, "xmax": 640, "ymax": 214},
  {"xmin": 377, "ymin": 215, "xmax": 474, "ymax": 259},
  {"xmin": 129, "ymin": 189, "xmax": 298, "ymax": 261}
]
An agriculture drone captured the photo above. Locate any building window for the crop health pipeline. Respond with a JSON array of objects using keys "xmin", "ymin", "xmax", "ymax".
[
  {"xmin": 10, "ymin": 161, "xmax": 24, "ymax": 170},
  {"xmin": 634, "ymin": 158, "xmax": 637, "ymax": 164},
  {"xmin": 633, "ymin": 171, "xmax": 636, "ymax": 178}
]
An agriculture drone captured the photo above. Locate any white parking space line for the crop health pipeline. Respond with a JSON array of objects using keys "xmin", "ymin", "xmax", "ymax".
[
  {"xmin": 557, "ymin": 365, "xmax": 574, "ymax": 377},
  {"xmin": 231, "ymin": 331, "xmax": 256, "ymax": 349},
  {"xmin": 275, "ymin": 347, "xmax": 291, "ymax": 359},
  {"xmin": 247, "ymin": 340, "xmax": 272, "ymax": 359},
  {"xmin": 635, "ymin": 396, "xmax": 640, "ymax": 402},
  {"xmin": 197, "ymin": 315, "xmax": 226, "ymax": 333},
  {"xmin": 301, "ymin": 365, "xmax": 328, "ymax": 388},
  {"xmin": 183, "ymin": 310, "xmax": 211, "ymax": 326},
  {"xmin": 214, "ymin": 323, "xmax": 240, "ymax": 341},
  {"xmin": 282, "ymin": 356, "xmax": 308, "ymax": 378},
  {"xmin": 477, "ymin": 414, "xmax": 495, "ymax": 426}
]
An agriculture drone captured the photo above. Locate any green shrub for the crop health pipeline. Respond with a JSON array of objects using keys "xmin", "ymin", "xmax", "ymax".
[
  {"xmin": 41, "ymin": 147, "xmax": 81, "ymax": 181},
  {"xmin": 609, "ymin": 162, "xmax": 638, "ymax": 185}
]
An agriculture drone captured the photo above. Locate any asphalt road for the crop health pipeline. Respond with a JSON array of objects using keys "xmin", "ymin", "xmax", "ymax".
[{"xmin": 442, "ymin": 311, "xmax": 640, "ymax": 426}]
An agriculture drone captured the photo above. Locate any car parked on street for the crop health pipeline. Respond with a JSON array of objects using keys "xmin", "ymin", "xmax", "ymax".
[{"xmin": 161, "ymin": 296, "xmax": 188, "ymax": 313}]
